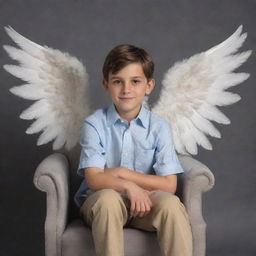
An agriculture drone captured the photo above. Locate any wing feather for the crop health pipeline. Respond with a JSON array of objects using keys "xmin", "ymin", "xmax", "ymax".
[
  {"xmin": 198, "ymin": 103, "xmax": 230, "ymax": 125},
  {"xmin": 212, "ymin": 73, "xmax": 249, "ymax": 91},
  {"xmin": 4, "ymin": 26, "xmax": 44, "ymax": 57},
  {"xmin": 3, "ymin": 45, "xmax": 43, "ymax": 68},
  {"xmin": 26, "ymin": 114, "xmax": 54, "ymax": 134},
  {"xmin": 20, "ymin": 100, "xmax": 50, "ymax": 120},
  {"xmin": 190, "ymin": 110, "xmax": 221, "ymax": 138},
  {"xmin": 10, "ymin": 84, "xmax": 45, "ymax": 100},
  {"xmin": 4, "ymin": 65, "xmax": 42, "ymax": 83},
  {"xmin": 37, "ymin": 126, "xmax": 60, "ymax": 146}
]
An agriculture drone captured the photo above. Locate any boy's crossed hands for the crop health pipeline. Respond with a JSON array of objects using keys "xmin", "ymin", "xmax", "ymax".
[
  {"xmin": 126, "ymin": 182, "xmax": 156, "ymax": 218},
  {"xmin": 104, "ymin": 167, "xmax": 157, "ymax": 218}
]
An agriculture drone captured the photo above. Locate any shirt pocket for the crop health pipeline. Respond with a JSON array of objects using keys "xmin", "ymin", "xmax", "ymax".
[{"xmin": 135, "ymin": 147, "xmax": 156, "ymax": 173}]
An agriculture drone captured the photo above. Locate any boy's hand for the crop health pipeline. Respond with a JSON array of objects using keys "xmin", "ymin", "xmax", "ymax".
[{"xmin": 125, "ymin": 182, "xmax": 157, "ymax": 218}]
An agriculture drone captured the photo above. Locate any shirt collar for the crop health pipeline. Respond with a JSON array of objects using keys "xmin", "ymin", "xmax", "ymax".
[{"xmin": 106, "ymin": 102, "xmax": 148, "ymax": 129}]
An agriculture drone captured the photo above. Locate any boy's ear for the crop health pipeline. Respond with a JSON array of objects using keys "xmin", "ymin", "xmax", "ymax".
[
  {"xmin": 146, "ymin": 78, "xmax": 155, "ymax": 95},
  {"xmin": 102, "ymin": 79, "xmax": 109, "ymax": 90}
]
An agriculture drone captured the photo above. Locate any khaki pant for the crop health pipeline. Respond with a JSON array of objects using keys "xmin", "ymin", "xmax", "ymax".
[{"xmin": 80, "ymin": 189, "xmax": 192, "ymax": 256}]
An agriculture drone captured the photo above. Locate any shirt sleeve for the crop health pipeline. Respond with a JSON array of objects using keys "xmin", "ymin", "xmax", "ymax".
[
  {"xmin": 153, "ymin": 121, "xmax": 184, "ymax": 176},
  {"xmin": 77, "ymin": 120, "xmax": 106, "ymax": 177}
]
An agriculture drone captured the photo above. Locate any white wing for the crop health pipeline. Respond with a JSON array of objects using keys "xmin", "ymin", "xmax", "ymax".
[
  {"xmin": 152, "ymin": 25, "xmax": 252, "ymax": 155},
  {"xmin": 3, "ymin": 26, "xmax": 92, "ymax": 151}
]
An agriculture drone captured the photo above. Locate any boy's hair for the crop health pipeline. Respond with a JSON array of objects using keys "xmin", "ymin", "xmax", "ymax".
[{"xmin": 102, "ymin": 44, "xmax": 154, "ymax": 81}]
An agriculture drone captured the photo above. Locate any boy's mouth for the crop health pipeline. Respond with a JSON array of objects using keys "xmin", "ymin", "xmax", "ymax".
[{"xmin": 119, "ymin": 97, "xmax": 135, "ymax": 100}]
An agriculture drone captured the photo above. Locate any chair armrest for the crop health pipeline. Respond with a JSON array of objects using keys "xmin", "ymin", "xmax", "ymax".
[
  {"xmin": 33, "ymin": 153, "xmax": 70, "ymax": 256},
  {"xmin": 179, "ymin": 155, "xmax": 215, "ymax": 194},
  {"xmin": 178, "ymin": 155, "xmax": 215, "ymax": 256},
  {"xmin": 178, "ymin": 154, "xmax": 215, "ymax": 217}
]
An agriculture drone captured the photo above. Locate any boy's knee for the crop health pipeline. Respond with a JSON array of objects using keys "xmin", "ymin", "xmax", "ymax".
[
  {"xmin": 153, "ymin": 191, "xmax": 182, "ymax": 212},
  {"xmin": 95, "ymin": 189, "xmax": 123, "ymax": 208}
]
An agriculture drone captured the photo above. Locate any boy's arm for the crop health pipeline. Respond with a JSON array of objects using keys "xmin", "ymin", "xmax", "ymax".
[
  {"xmin": 85, "ymin": 167, "xmax": 143, "ymax": 195},
  {"xmin": 105, "ymin": 167, "xmax": 177, "ymax": 193},
  {"xmin": 121, "ymin": 168, "xmax": 177, "ymax": 193}
]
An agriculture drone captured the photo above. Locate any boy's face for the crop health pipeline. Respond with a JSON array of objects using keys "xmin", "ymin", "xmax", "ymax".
[{"xmin": 103, "ymin": 62, "xmax": 155, "ymax": 121}]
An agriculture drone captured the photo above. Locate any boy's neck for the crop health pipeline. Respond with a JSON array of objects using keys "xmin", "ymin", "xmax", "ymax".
[{"xmin": 114, "ymin": 104, "xmax": 142, "ymax": 124}]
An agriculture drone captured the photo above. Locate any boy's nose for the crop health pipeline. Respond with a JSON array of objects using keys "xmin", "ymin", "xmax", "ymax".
[{"xmin": 122, "ymin": 82, "xmax": 132, "ymax": 93}]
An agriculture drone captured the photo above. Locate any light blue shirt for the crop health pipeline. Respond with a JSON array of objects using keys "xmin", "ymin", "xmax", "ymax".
[{"xmin": 74, "ymin": 102, "xmax": 184, "ymax": 207}]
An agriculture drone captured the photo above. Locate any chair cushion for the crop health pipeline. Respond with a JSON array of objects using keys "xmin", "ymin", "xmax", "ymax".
[{"xmin": 62, "ymin": 219, "xmax": 162, "ymax": 256}]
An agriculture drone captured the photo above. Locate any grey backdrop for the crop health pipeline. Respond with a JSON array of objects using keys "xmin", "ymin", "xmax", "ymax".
[{"xmin": 0, "ymin": 1, "xmax": 255, "ymax": 256}]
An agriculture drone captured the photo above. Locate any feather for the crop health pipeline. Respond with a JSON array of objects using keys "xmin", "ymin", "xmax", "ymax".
[
  {"xmin": 4, "ymin": 65, "xmax": 42, "ymax": 83},
  {"xmin": 198, "ymin": 103, "xmax": 230, "ymax": 125},
  {"xmin": 4, "ymin": 26, "xmax": 44, "ymax": 58},
  {"xmin": 37, "ymin": 126, "xmax": 60, "ymax": 146},
  {"xmin": 3, "ymin": 45, "xmax": 44, "ymax": 69},
  {"xmin": 10, "ymin": 84, "xmax": 45, "ymax": 100},
  {"xmin": 20, "ymin": 100, "xmax": 49, "ymax": 120},
  {"xmin": 26, "ymin": 114, "xmax": 54, "ymax": 134},
  {"xmin": 190, "ymin": 110, "xmax": 221, "ymax": 138}
]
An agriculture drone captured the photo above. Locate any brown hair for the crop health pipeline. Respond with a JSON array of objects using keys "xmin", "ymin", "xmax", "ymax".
[{"xmin": 102, "ymin": 44, "xmax": 154, "ymax": 81}]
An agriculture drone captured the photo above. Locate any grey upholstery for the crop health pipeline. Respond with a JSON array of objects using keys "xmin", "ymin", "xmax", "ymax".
[{"xmin": 34, "ymin": 152, "xmax": 214, "ymax": 256}]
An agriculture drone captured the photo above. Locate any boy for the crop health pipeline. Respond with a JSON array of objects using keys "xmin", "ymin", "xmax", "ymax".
[{"xmin": 74, "ymin": 44, "xmax": 192, "ymax": 256}]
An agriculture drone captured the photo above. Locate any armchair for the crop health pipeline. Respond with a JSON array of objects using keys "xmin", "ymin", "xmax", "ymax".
[{"xmin": 33, "ymin": 147, "xmax": 214, "ymax": 256}]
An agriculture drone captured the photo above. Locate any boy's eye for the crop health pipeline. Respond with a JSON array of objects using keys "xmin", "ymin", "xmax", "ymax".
[
  {"xmin": 113, "ymin": 80, "xmax": 121, "ymax": 84},
  {"xmin": 132, "ymin": 80, "xmax": 141, "ymax": 84}
]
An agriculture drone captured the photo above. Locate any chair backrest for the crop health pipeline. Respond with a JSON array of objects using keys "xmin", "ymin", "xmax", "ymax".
[
  {"xmin": 58, "ymin": 144, "xmax": 84, "ymax": 221},
  {"xmin": 62, "ymin": 145, "xmax": 184, "ymax": 221}
]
